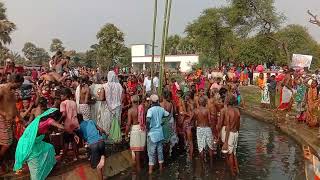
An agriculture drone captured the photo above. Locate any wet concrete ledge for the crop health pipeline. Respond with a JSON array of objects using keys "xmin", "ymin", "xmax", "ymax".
[
  {"xmin": 47, "ymin": 150, "xmax": 132, "ymax": 180},
  {"xmin": 4, "ymin": 150, "xmax": 133, "ymax": 180},
  {"xmin": 48, "ymin": 150, "xmax": 133, "ymax": 180},
  {"xmin": 241, "ymin": 107, "xmax": 320, "ymax": 159}
]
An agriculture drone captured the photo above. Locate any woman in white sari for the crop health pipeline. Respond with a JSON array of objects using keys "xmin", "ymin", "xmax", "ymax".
[{"xmin": 101, "ymin": 71, "xmax": 123, "ymax": 143}]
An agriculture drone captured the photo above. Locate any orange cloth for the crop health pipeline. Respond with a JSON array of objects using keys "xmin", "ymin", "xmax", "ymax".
[
  {"xmin": 306, "ymin": 87, "xmax": 319, "ymax": 127},
  {"xmin": 240, "ymin": 72, "xmax": 244, "ymax": 82},
  {"xmin": 14, "ymin": 116, "xmax": 25, "ymax": 140},
  {"xmin": 257, "ymin": 78, "xmax": 265, "ymax": 89}
]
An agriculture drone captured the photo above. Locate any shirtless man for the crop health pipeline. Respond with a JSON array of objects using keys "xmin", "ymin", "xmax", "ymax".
[
  {"xmin": 0, "ymin": 74, "xmax": 24, "ymax": 172},
  {"xmin": 160, "ymin": 91, "xmax": 177, "ymax": 158},
  {"xmin": 192, "ymin": 96, "xmax": 214, "ymax": 164},
  {"xmin": 175, "ymin": 90, "xmax": 187, "ymax": 151},
  {"xmin": 54, "ymin": 53, "xmax": 69, "ymax": 75},
  {"xmin": 40, "ymin": 71, "xmax": 67, "ymax": 83},
  {"xmin": 217, "ymin": 90, "xmax": 233, "ymax": 142},
  {"xmin": 208, "ymin": 90, "xmax": 218, "ymax": 144},
  {"xmin": 28, "ymin": 97, "xmax": 48, "ymax": 125},
  {"xmin": 184, "ymin": 93, "xmax": 195, "ymax": 159},
  {"xmin": 222, "ymin": 95, "xmax": 240, "ymax": 176},
  {"xmin": 125, "ymin": 95, "xmax": 146, "ymax": 173},
  {"xmin": 76, "ymin": 77, "xmax": 91, "ymax": 120},
  {"xmin": 194, "ymin": 88, "xmax": 205, "ymax": 108}
]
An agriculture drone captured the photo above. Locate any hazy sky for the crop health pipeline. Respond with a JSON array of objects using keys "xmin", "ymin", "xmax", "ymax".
[{"xmin": 2, "ymin": 0, "xmax": 320, "ymax": 54}]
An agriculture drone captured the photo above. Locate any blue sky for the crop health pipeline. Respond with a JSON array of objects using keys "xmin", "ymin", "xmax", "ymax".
[{"xmin": 3, "ymin": 0, "xmax": 320, "ymax": 54}]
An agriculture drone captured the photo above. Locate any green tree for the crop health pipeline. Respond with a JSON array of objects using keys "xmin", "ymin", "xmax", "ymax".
[
  {"xmin": 22, "ymin": 42, "xmax": 37, "ymax": 60},
  {"xmin": 165, "ymin": 35, "xmax": 181, "ymax": 55},
  {"xmin": 84, "ymin": 49, "xmax": 97, "ymax": 68},
  {"xmin": 22, "ymin": 42, "xmax": 50, "ymax": 65},
  {"xmin": 230, "ymin": 0, "xmax": 285, "ymax": 35},
  {"xmin": 165, "ymin": 35, "xmax": 196, "ymax": 55},
  {"xmin": 185, "ymin": 8, "xmax": 235, "ymax": 66},
  {"xmin": 9, "ymin": 51, "xmax": 27, "ymax": 65},
  {"xmin": 94, "ymin": 23, "xmax": 127, "ymax": 70},
  {"xmin": 237, "ymin": 35, "xmax": 279, "ymax": 65},
  {"xmin": 50, "ymin": 38, "xmax": 65, "ymax": 53},
  {"xmin": 0, "ymin": 47, "xmax": 9, "ymax": 66},
  {"xmin": 275, "ymin": 24, "xmax": 320, "ymax": 68},
  {"xmin": 230, "ymin": 0, "xmax": 289, "ymax": 63},
  {"xmin": 186, "ymin": 0, "xmax": 288, "ymax": 66},
  {"xmin": 117, "ymin": 46, "xmax": 131, "ymax": 67},
  {"xmin": 177, "ymin": 36, "xmax": 196, "ymax": 54},
  {"xmin": 0, "ymin": 2, "xmax": 16, "ymax": 49}
]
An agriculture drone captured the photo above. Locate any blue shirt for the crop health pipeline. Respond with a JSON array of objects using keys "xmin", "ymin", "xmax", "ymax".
[
  {"xmin": 78, "ymin": 120, "xmax": 102, "ymax": 145},
  {"xmin": 147, "ymin": 106, "xmax": 169, "ymax": 143}
]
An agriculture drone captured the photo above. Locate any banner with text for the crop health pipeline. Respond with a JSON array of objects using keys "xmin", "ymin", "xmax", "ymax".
[{"xmin": 291, "ymin": 54, "xmax": 313, "ymax": 69}]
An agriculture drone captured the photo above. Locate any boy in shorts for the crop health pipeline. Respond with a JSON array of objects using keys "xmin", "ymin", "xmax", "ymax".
[{"xmin": 192, "ymin": 96, "xmax": 214, "ymax": 164}]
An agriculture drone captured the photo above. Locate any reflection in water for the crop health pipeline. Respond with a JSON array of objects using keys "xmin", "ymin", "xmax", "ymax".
[{"xmin": 112, "ymin": 115, "xmax": 305, "ymax": 180}]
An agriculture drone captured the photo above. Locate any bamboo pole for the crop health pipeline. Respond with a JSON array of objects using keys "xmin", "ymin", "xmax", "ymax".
[
  {"xmin": 150, "ymin": 0, "xmax": 158, "ymax": 92},
  {"xmin": 159, "ymin": 0, "xmax": 172, "ymax": 95}
]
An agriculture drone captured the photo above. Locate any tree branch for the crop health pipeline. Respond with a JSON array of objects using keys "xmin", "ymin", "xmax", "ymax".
[
  {"xmin": 307, "ymin": 10, "xmax": 320, "ymax": 27},
  {"xmin": 249, "ymin": 1, "xmax": 272, "ymax": 33}
]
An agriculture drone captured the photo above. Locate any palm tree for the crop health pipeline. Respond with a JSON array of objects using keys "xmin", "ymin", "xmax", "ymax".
[{"xmin": 0, "ymin": 2, "xmax": 16, "ymax": 48}]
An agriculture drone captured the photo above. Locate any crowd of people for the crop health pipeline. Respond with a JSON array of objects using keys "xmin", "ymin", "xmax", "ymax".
[
  {"xmin": 0, "ymin": 51, "xmax": 319, "ymax": 179},
  {"xmin": 256, "ymin": 68, "xmax": 320, "ymax": 134}
]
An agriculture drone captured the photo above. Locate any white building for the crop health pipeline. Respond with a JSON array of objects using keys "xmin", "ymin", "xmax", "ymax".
[{"xmin": 131, "ymin": 44, "xmax": 199, "ymax": 72}]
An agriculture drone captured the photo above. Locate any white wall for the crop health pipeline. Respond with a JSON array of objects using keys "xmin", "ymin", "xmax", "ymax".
[
  {"xmin": 131, "ymin": 45, "xmax": 146, "ymax": 57},
  {"xmin": 132, "ymin": 55, "xmax": 199, "ymax": 72}
]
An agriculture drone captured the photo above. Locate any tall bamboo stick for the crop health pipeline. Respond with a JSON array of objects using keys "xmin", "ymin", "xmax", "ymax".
[
  {"xmin": 150, "ymin": 0, "xmax": 158, "ymax": 91},
  {"xmin": 159, "ymin": 0, "xmax": 172, "ymax": 95}
]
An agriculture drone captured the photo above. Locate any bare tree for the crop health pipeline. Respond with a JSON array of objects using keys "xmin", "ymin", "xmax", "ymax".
[{"xmin": 307, "ymin": 10, "xmax": 320, "ymax": 27}]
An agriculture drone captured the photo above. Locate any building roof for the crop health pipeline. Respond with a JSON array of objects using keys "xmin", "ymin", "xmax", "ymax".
[{"xmin": 131, "ymin": 43, "xmax": 152, "ymax": 46}]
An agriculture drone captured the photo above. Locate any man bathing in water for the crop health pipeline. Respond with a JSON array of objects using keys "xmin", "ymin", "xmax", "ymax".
[
  {"xmin": 192, "ymin": 96, "xmax": 214, "ymax": 164},
  {"xmin": 76, "ymin": 77, "xmax": 91, "ymax": 120},
  {"xmin": 126, "ymin": 95, "xmax": 146, "ymax": 173},
  {"xmin": 221, "ymin": 95, "xmax": 240, "ymax": 176},
  {"xmin": 0, "ymin": 74, "xmax": 24, "ymax": 173}
]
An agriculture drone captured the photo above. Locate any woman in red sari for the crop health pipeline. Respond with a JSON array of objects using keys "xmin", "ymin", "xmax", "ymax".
[
  {"xmin": 127, "ymin": 75, "xmax": 138, "ymax": 94},
  {"xmin": 170, "ymin": 78, "xmax": 179, "ymax": 106}
]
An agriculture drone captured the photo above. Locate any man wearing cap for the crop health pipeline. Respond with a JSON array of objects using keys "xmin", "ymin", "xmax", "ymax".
[{"xmin": 146, "ymin": 94, "xmax": 169, "ymax": 174}]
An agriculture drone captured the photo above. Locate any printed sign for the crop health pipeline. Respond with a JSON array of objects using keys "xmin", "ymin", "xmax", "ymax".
[{"xmin": 291, "ymin": 54, "xmax": 313, "ymax": 69}]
